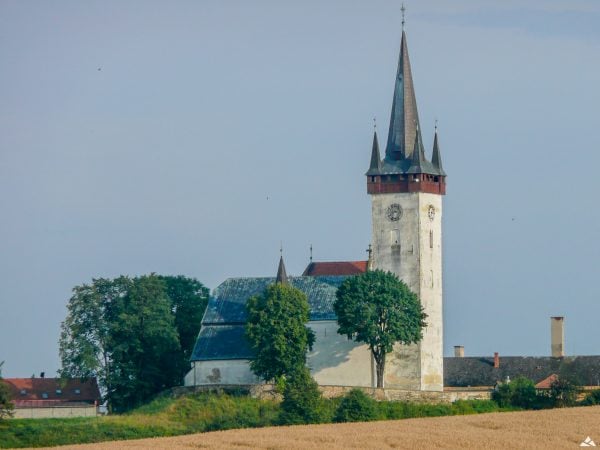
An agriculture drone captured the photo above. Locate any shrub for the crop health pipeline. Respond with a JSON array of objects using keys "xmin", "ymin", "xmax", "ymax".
[
  {"xmin": 509, "ymin": 377, "xmax": 538, "ymax": 409},
  {"xmin": 492, "ymin": 377, "xmax": 545, "ymax": 409},
  {"xmin": 581, "ymin": 390, "xmax": 600, "ymax": 406},
  {"xmin": 278, "ymin": 368, "xmax": 324, "ymax": 425},
  {"xmin": 549, "ymin": 378, "xmax": 579, "ymax": 407},
  {"xmin": 334, "ymin": 389, "xmax": 378, "ymax": 423},
  {"xmin": 491, "ymin": 382, "xmax": 513, "ymax": 408}
]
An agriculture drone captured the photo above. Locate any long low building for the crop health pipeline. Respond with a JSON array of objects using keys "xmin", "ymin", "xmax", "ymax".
[
  {"xmin": 444, "ymin": 355, "xmax": 600, "ymax": 388},
  {"xmin": 3, "ymin": 376, "xmax": 100, "ymax": 418}
]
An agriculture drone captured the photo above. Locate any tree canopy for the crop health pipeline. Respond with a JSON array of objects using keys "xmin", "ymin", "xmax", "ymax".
[
  {"xmin": 59, "ymin": 274, "xmax": 208, "ymax": 411},
  {"xmin": 245, "ymin": 282, "xmax": 315, "ymax": 382},
  {"xmin": 0, "ymin": 361, "xmax": 14, "ymax": 420},
  {"xmin": 334, "ymin": 270, "xmax": 427, "ymax": 388}
]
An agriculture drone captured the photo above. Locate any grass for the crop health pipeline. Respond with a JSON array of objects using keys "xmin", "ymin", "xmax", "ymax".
[
  {"xmin": 0, "ymin": 392, "xmax": 506, "ymax": 448},
  {"xmin": 66, "ymin": 405, "xmax": 600, "ymax": 450}
]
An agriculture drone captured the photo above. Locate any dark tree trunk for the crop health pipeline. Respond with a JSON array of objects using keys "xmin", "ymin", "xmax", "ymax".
[{"xmin": 374, "ymin": 350, "xmax": 385, "ymax": 388}]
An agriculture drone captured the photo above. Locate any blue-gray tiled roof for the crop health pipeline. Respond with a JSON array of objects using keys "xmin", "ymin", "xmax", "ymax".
[
  {"xmin": 191, "ymin": 325, "xmax": 253, "ymax": 361},
  {"xmin": 192, "ymin": 275, "xmax": 348, "ymax": 362},
  {"xmin": 202, "ymin": 276, "xmax": 347, "ymax": 324}
]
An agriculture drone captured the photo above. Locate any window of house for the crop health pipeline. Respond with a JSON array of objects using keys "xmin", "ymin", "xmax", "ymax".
[
  {"xmin": 56, "ymin": 389, "xmax": 62, "ymax": 395},
  {"xmin": 42, "ymin": 393, "xmax": 48, "ymax": 399},
  {"xmin": 74, "ymin": 389, "xmax": 81, "ymax": 395},
  {"xmin": 429, "ymin": 230, "xmax": 433, "ymax": 248},
  {"xmin": 20, "ymin": 389, "xmax": 26, "ymax": 395}
]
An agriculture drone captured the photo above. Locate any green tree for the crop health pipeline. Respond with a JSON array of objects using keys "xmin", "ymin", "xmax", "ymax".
[
  {"xmin": 246, "ymin": 282, "xmax": 315, "ymax": 382},
  {"xmin": 279, "ymin": 367, "xmax": 324, "ymax": 425},
  {"xmin": 60, "ymin": 274, "xmax": 207, "ymax": 411},
  {"xmin": 108, "ymin": 275, "xmax": 181, "ymax": 411},
  {"xmin": 160, "ymin": 275, "xmax": 209, "ymax": 377},
  {"xmin": 0, "ymin": 361, "xmax": 14, "ymax": 419},
  {"xmin": 59, "ymin": 276, "xmax": 131, "ymax": 400},
  {"xmin": 550, "ymin": 377, "xmax": 579, "ymax": 407},
  {"xmin": 492, "ymin": 377, "xmax": 553, "ymax": 410},
  {"xmin": 334, "ymin": 270, "xmax": 427, "ymax": 388}
]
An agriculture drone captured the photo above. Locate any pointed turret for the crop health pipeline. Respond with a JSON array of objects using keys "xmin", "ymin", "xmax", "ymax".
[
  {"xmin": 386, "ymin": 30, "xmax": 422, "ymax": 161},
  {"xmin": 366, "ymin": 131, "xmax": 381, "ymax": 175},
  {"xmin": 276, "ymin": 256, "xmax": 288, "ymax": 285},
  {"xmin": 431, "ymin": 128, "xmax": 446, "ymax": 176},
  {"xmin": 406, "ymin": 127, "xmax": 426, "ymax": 174}
]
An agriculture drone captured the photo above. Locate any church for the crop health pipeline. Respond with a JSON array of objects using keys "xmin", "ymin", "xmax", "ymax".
[
  {"xmin": 183, "ymin": 19, "xmax": 600, "ymax": 395},
  {"xmin": 184, "ymin": 22, "xmax": 447, "ymax": 391}
]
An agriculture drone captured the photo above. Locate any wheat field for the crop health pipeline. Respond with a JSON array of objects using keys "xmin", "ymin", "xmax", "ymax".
[{"xmin": 42, "ymin": 406, "xmax": 600, "ymax": 449}]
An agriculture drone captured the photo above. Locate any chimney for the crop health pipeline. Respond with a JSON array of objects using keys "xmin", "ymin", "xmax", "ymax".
[
  {"xmin": 493, "ymin": 352, "xmax": 499, "ymax": 368},
  {"xmin": 551, "ymin": 316, "xmax": 565, "ymax": 357},
  {"xmin": 454, "ymin": 346, "xmax": 464, "ymax": 357}
]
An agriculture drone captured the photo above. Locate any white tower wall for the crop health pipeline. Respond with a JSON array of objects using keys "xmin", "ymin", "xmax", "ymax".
[{"xmin": 371, "ymin": 191, "xmax": 443, "ymax": 391}]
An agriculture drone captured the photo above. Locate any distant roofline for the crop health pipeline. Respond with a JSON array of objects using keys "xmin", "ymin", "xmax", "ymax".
[{"xmin": 302, "ymin": 261, "xmax": 368, "ymax": 277}]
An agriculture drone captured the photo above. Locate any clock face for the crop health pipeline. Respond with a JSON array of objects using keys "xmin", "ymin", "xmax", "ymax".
[
  {"xmin": 386, "ymin": 204, "xmax": 402, "ymax": 221},
  {"xmin": 428, "ymin": 205, "xmax": 436, "ymax": 221}
]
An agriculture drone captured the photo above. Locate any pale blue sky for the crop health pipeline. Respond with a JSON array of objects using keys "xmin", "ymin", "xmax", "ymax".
[{"xmin": 1, "ymin": 1, "xmax": 600, "ymax": 377}]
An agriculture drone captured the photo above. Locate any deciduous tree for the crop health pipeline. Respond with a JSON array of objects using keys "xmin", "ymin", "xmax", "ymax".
[
  {"xmin": 59, "ymin": 276, "xmax": 131, "ymax": 399},
  {"xmin": 334, "ymin": 270, "xmax": 427, "ymax": 388},
  {"xmin": 160, "ymin": 275, "xmax": 209, "ymax": 376},
  {"xmin": 108, "ymin": 275, "xmax": 180, "ymax": 411},
  {"xmin": 60, "ymin": 274, "xmax": 208, "ymax": 411},
  {"xmin": 246, "ymin": 282, "xmax": 315, "ymax": 383},
  {"xmin": 0, "ymin": 361, "xmax": 14, "ymax": 419}
]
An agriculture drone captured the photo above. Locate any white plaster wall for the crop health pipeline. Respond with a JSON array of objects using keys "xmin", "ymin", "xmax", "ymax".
[
  {"xmin": 185, "ymin": 321, "xmax": 374, "ymax": 387},
  {"xmin": 371, "ymin": 192, "xmax": 443, "ymax": 391},
  {"xmin": 13, "ymin": 406, "xmax": 97, "ymax": 419},
  {"xmin": 308, "ymin": 321, "xmax": 373, "ymax": 387},
  {"xmin": 184, "ymin": 359, "xmax": 260, "ymax": 386}
]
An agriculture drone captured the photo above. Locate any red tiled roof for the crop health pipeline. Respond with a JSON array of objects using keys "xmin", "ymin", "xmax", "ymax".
[
  {"xmin": 302, "ymin": 261, "xmax": 368, "ymax": 277},
  {"xmin": 535, "ymin": 373, "xmax": 559, "ymax": 389},
  {"xmin": 2, "ymin": 378, "xmax": 100, "ymax": 406}
]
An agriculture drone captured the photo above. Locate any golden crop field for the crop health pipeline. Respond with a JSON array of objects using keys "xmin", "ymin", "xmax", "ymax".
[{"xmin": 43, "ymin": 406, "xmax": 600, "ymax": 450}]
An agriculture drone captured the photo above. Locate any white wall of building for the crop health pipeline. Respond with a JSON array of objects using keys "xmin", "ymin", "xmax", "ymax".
[
  {"xmin": 185, "ymin": 321, "xmax": 373, "ymax": 387},
  {"xmin": 12, "ymin": 405, "xmax": 97, "ymax": 419}
]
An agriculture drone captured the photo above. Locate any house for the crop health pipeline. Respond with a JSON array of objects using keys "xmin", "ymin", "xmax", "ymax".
[{"xmin": 2, "ymin": 376, "xmax": 100, "ymax": 418}]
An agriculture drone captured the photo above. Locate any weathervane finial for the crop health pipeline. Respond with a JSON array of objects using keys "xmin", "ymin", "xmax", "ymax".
[
  {"xmin": 401, "ymin": 3, "xmax": 406, "ymax": 30},
  {"xmin": 435, "ymin": 118, "xmax": 438, "ymax": 132},
  {"xmin": 280, "ymin": 241, "xmax": 283, "ymax": 257},
  {"xmin": 373, "ymin": 116, "xmax": 377, "ymax": 131},
  {"xmin": 309, "ymin": 244, "xmax": 313, "ymax": 262}
]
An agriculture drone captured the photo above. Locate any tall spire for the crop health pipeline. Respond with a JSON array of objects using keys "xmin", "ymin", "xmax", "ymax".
[
  {"xmin": 431, "ymin": 124, "xmax": 446, "ymax": 176},
  {"xmin": 367, "ymin": 130, "xmax": 381, "ymax": 174},
  {"xmin": 276, "ymin": 255, "xmax": 288, "ymax": 285},
  {"xmin": 385, "ymin": 17, "xmax": 422, "ymax": 161}
]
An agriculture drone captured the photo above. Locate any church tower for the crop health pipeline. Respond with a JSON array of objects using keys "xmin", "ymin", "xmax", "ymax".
[{"xmin": 366, "ymin": 25, "xmax": 446, "ymax": 391}]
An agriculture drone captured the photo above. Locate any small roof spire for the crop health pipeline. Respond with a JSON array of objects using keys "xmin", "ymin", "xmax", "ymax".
[
  {"xmin": 431, "ymin": 124, "xmax": 446, "ymax": 176},
  {"xmin": 366, "ymin": 126, "xmax": 382, "ymax": 175},
  {"xmin": 276, "ymin": 254, "xmax": 288, "ymax": 285},
  {"xmin": 406, "ymin": 124, "xmax": 426, "ymax": 174}
]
